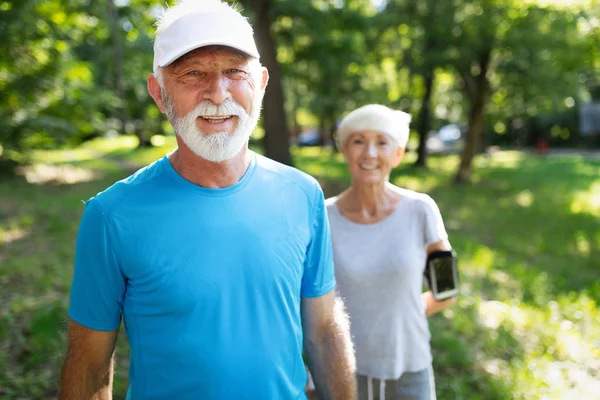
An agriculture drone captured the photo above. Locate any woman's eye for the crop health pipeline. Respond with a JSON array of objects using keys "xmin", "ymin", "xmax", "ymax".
[
  {"xmin": 352, "ymin": 139, "xmax": 363, "ymax": 144},
  {"xmin": 379, "ymin": 141, "xmax": 389, "ymax": 146}
]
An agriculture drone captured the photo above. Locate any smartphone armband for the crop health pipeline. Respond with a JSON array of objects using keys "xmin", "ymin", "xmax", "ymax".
[{"xmin": 424, "ymin": 249, "xmax": 460, "ymax": 301}]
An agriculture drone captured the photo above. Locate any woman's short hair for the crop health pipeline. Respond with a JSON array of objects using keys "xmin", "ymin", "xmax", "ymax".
[{"xmin": 336, "ymin": 104, "xmax": 411, "ymax": 148}]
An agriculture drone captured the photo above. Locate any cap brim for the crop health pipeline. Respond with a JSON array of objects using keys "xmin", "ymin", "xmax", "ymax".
[
  {"xmin": 158, "ymin": 41, "xmax": 259, "ymax": 68},
  {"xmin": 153, "ymin": 11, "xmax": 260, "ymax": 71}
]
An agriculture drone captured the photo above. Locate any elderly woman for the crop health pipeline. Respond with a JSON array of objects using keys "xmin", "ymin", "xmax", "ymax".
[{"xmin": 325, "ymin": 104, "xmax": 456, "ymax": 400}]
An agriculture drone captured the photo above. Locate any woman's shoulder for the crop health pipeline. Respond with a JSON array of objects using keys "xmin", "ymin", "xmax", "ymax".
[
  {"xmin": 324, "ymin": 195, "xmax": 338, "ymax": 206},
  {"xmin": 392, "ymin": 186, "xmax": 429, "ymax": 201},
  {"xmin": 324, "ymin": 196, "xmax": 340, "ymax": 215},
  {"xmin": 393, "ymin": 186, "xmax": 439, "ymax": 210}
]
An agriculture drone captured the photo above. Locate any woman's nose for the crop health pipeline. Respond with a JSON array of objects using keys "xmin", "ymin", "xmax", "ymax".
[{"xmin": 365, "ymin": 142, "xmax": 377, "ymax": 157}]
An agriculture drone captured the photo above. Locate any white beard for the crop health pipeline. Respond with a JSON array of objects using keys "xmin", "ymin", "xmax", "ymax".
[{"xmin": 162, "ymin": 88, "xmax": 263, "ymax": 163}]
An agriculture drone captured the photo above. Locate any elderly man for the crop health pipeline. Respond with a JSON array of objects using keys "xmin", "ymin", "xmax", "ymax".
[{"xmin": 59, "ymin": 1, "xmax": 356, "ymax": 399}]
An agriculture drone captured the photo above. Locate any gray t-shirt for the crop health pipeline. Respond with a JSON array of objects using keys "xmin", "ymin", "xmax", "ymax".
[{"xmin": 326, "ymin": 188, "xmax": 448, "ymax": 380}]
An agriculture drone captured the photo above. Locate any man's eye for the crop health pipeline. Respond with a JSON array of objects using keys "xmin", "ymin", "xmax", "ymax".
[
  {"xmin": 352, "ymin": 139, "xmax": 363, "ymax": 144},
  {"xmin": 379, "ymin": 141, "xmax": 389, "ymax": 146},
  {"xmin": 186, "ymin": 71, "xmax": 199, "ymax": 76},
  {"xmin": 227, "ymin": 69, "xmax": 246, "ymax": 76}
]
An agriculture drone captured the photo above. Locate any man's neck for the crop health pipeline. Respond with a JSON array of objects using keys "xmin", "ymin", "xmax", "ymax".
[{"xmin": 169, "ymin": 141, "xmax": 251, "ymax": 189}]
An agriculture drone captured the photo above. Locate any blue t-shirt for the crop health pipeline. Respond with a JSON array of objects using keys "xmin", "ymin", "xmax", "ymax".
[{"xmin": 68, "ymin": 152, "xmax": 335, "ymax": 400}]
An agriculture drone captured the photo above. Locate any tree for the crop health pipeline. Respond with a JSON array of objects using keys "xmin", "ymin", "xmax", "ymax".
[
  {"xmin": 236, "ymin": 0, "xmax": 293, "ymax": 165},
  {"xmin": 386, "ymin": 0, "xmax": 452, "ymax": 167},
  {"xmin": 274, "ymin": 0, "xmax": 387, "ymax": 147},
  {"xmin": 0, "ymin": 0, "xmax": 114, "ymax": 173},
  {"xmin": 439, "ymin": 0, "xmax": 593, "ymax": 182}
]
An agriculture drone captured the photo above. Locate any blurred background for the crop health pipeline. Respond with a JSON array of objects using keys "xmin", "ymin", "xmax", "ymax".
[{"xmin": 0, "ymin": 0, "xmax": 599, "ymax": 399}]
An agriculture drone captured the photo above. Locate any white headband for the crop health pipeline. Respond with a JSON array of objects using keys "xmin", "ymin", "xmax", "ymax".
[{"xmin": 336, "ymin": 104, "xmax": 412, "ymax": 148}]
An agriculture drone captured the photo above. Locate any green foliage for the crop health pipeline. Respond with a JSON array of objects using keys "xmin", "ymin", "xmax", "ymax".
[
  {"xmin": 2, "ymin": 0, "xmax": 597, "ymax": 178},
  {"xmin": 0, "ymin": 0, "xmax": 166, "ymax": 172}
]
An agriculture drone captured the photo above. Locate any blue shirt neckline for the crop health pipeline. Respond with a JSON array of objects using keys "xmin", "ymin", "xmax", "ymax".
[{"xmin": 160, "ymin": 150, "xmax": 257, "ymax": 197}]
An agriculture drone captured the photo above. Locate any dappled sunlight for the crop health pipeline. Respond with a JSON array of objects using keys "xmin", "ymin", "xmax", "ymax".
[
  {"xmin": 31, "ymin": 135, "xmax": 140, "ymax": 165},
  {"xmin": 293, "ymin": 147, "xmax": 351, "ymax": 189},
  {"xmin": 515, "ymin": 190, "xmax": 534, "ymax": 207},
  {"xmin": 477, "ymin": 150, "xmax": 525, "ymax": 169},
  {"xmin": 392, "ymin": 175, "xmax": 441, "ymax": 193},
  {"xmin": 573, "ymin": 231, "xmax": 592, "ymax": 257},
  {"xmin": 302, "ymin": 162, "xmax": 348, "ymax": 183},
  {"xmin": 1, "ymin": 215, "xmax": 34, "ymax": 247},
  {"xmin": 32, "ymin": 147, "xmax": 99, "ymax": 164},
  {"xmin": 150, "ymin": 134, "xmax": 176, "ymax": 148},
  {"xmin": 124, "ymin": 146, "xmax": 174, "ymax": 167},
  {"xmin": 426, "ymin": 153, "xmax": 461, "ymax": 172},
  {"xmin": 472, "ymin": 292, "xmax": 600, "ymax": 399},
  {"xmin": 17, "ymin": 163, "xmax": 99, "ymax": 184},
  {"xmin": 458, "ymin": 243, "xmax": 497, "ymax": 276},
  {"xmin": 526, "ymin": 0, "xmax": 595, "ymax": 10},
  {"xmin": 570, "ymin": 180, "xmax": 600, "ymax": 216},
  {"xmin": 478, "ymin": 300, "xmax": 527, "ymax": 331},
  {"xmin": 292, "ymin": 146, "xmax": 329, "ymax": 159},
  {"xmin": 81, "ymin": 135, "xmax": 139, "ymax": 153},
  {"xmin": 0, "ymin": 226, "xmax": 31, "ymax": 245}
]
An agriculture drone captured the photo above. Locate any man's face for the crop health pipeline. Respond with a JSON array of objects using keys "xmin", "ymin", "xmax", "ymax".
[{"xmin": 151, "ymin": 46, "xmax": 268, "ymax": 162}]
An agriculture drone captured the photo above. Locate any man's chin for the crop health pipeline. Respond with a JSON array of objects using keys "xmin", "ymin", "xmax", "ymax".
[{"xmin": 184, "ymin": 140, "xmax": 248, "ymax": 163}]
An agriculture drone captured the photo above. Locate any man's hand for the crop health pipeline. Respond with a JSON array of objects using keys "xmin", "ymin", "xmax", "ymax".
[
  {"xmin": 59, "ymin": 319, "xmax": 119, "ymax": 400},
  {"xmin": 302, "ymin": 290, "xmax": 357, "ymax": 400}
]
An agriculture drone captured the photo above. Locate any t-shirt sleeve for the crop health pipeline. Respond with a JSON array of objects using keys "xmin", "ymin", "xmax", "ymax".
[
  {"xmin": 301, "ymin": 184, "xmax": 336, "ymax": 298},
  {"xmin": 422, "ymin": 194, "xmax": 449, "ymax": 247},
  {"xmin": 68, "ymin": 197, "xmax": 125, "ymax": 331}
]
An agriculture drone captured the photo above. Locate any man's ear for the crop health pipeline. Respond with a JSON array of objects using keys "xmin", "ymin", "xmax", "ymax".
[
  {"xmin": 260, "ymin": 66, "xmax": 269, "ymax": 91},
  {"xmin": 148, "ymin": 73, "xmax": 167, "ymax": 113},
  {"xmin": 392, "ymin": 147, "xmax": 406, "ymax": 168}
]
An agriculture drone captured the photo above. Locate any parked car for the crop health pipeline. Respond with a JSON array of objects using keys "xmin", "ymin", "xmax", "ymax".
[
  {"xmin": 295, "ymin": 129, "xmax": 320, "ymax": 146},
  {"xmin": 426, "ymin": 124, "xmax": 465, "ymax": 154}
]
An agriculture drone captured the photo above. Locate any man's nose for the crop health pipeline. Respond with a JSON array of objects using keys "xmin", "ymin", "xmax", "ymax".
[{"xmin": 202, "ymin": 74, "xmax": 231, "ymax": 105}]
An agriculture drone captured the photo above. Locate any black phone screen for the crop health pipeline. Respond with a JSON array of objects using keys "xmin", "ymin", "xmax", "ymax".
[{"xmin": 432, "ymin": 257, "xmax": 457, "ymax": 292}]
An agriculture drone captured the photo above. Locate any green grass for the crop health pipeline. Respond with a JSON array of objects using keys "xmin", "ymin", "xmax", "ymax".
[{"xmin": 1, "ymin": 136, "xmax": 598, "ymax": 399}]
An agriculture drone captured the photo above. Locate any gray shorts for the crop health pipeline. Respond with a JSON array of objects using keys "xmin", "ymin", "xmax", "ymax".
[{"xmin": 357, "ymin": 366, "xmax": 436, "ymax": 400}]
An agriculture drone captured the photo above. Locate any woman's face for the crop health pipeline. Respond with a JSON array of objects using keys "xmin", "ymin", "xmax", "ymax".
[{"xmin": 342, "ymin": 130, "xmax": 405, "ymax": 185}]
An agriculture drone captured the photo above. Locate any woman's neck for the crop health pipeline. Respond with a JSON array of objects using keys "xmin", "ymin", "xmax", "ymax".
[{"xmin": 338, "ymin": 182, "xmax": 401, "ymax": 224}]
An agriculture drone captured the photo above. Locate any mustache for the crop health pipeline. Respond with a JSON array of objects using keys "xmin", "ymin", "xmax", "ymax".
[{"xmin": 192, "ymin": 99, "xmax": 248, "ymax": 118}]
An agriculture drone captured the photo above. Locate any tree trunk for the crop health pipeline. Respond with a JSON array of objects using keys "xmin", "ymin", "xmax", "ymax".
[
  {"xmin": 252, "ymin": 0, "xmax": 293, "ymax": 166},
  {"xmin": 292, "ymin": 83, "xmax": 302, "ymax": 140},
  {"xmin": 414, "ymin": 70, "xmax": 435, "ymax": 167},
  {"xmin": 135, "ymin": 129, "xmax": 152, "ymax": 148},
  {"xmin": 411, "ymin": 0, "xmax": 438, "ymax": 167},
  {"xmin": 456, "ymin": 88, "xmax": 487, "ymax": 183},
  {"xmin": 455, "ymin": 48, "xmax": 492, "ymax": 184},
  {"xmin": 107, "ymin": 0, "xmax": 129, "ymax": 137}
]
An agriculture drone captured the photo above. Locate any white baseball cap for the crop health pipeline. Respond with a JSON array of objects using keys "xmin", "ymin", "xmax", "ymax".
[{"xmin": 153, "ymin": 8, "xmax": 260, "ymax": 72}]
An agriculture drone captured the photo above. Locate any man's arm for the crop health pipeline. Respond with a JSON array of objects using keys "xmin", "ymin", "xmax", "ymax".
[
  {"xmin": 302, "ymin": 290, "xmax": 356, "ymax": 400},
  {"xmin": 423, "ymin": 239, "xmax": 456, "ymax": 317},
  {"xmin": 60, "ymin": 319, "xmax": 119, "ymax": 400}
]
